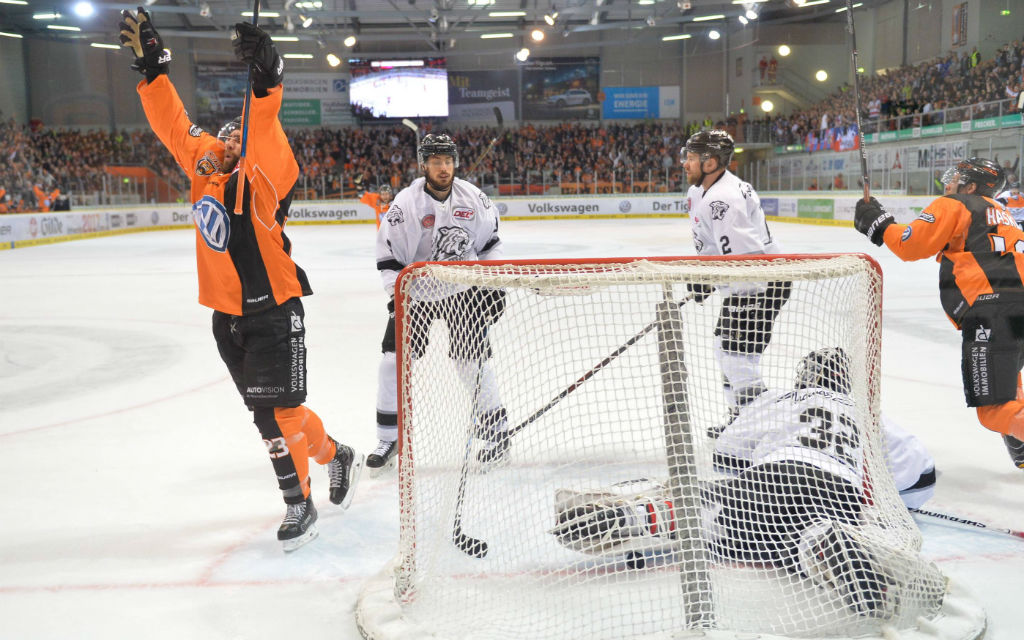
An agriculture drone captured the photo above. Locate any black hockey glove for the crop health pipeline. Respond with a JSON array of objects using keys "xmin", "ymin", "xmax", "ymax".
[
  {"xmin": 854, "ymin": 197, "xmax": 895, "ymax": 247},
  {"xmin": 687, "ymin": 282, "xmax": 715, "ymax": 304},
  {"xmin": 119, "ymin": 7, "xmax": 171, "ymax": 82},
  {"xmin": 233, "ymin": 23, "xmax": 284, "ymax": 97}
]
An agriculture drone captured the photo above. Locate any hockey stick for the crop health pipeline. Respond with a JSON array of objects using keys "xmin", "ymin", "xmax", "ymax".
[
  {"xmin": 844, "ymin": 0, "xmax": 870, "ymax": 202},
  {"xmin": 499, "ymin": 295, "xmax": 695, "ymax": 449},
  {"xmin": 233, "ymin": 0, "xmax": 260, "ymax": 214},
  {"xmin": 909, "ymin": 508, "xmax": 1024, "ymax": 540},
  {"xmin": 451, "ymin": 294, "xmax": 693, "ymax": 559},
  {"xmin": 466, "ymin": 106, "xmax": 504, "ymax": 176},
  {"xmin": 452, "ymin": 361, "xmax": 489, "ymax": 558}
]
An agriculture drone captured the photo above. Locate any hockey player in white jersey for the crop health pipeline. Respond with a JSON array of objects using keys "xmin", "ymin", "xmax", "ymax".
[
  {"xmin": 681, "ymin": 130, "xmax": 790, "ymax": 421},
  {"xmin": 371, "ymin": 133, "xmax": 507, "ymax": 474},
  {"xmin": 995, "ymin": 181, "xmax": 1024, "ymax": 223},
  {"xmin": 551, "ymin": 348, "xmax": 941, "ymax": 617}
]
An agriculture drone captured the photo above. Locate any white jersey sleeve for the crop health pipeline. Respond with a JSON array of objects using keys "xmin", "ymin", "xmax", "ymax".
[{"xmin": 881, "ymin": 416, "xmax": 935, "ymax": 509}]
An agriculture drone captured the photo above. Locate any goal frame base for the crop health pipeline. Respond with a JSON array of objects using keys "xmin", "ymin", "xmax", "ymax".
[{"xmin": 355, "ymin": 557, "xmax": 986, "ymax": 640}]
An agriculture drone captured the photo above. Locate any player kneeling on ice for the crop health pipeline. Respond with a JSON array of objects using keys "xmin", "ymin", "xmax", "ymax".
[
  {"xmin": 551, "ymin": 348, "xmax": 945, "ymax": 619},
  {"xmin": 855, "ymin": 157, "xmax": 1024, "ymax": 470},
  {"xmin": 118, "ymin": 8, "xmax": 363, "ymax": 552},
  {"xmin": 372, "ymin": 134, "xmax": 508, "ymax": 476}
]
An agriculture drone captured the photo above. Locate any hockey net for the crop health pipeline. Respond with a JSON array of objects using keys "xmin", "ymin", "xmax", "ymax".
[{"xmin": 357, "ymin": 254, "xmax": 985, "ymax": 640}]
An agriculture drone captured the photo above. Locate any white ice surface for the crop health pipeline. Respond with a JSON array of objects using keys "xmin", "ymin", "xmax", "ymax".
[{"xmin": 1, "ymin": 218, "xmax": 1022, "ymax": 639}]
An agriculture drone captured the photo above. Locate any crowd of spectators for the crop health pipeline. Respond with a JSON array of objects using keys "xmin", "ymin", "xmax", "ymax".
[
  {"xmin": 748, "ymin": 40, "xmax": 1024, "ymax": 147},
  {"xmin": 3, "ymin": 39, "xmax": 1022, "ymax": 211},
  {"xmin": 0, "ymin": 115, "xmax": 187, "ymax": 213}
]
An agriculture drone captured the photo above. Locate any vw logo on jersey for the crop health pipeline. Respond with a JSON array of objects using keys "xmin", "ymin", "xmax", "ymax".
[{"xmin": 192, "ymin": 195, "xmax": 231, "ymax": 252}]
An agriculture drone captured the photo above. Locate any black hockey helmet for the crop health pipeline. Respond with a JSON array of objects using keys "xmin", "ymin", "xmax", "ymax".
[
  {"xmin": 218, "ymin": 116, "xmax": 242, "ymax": 141},
  {"xmin": 951, "ymin": 157, "xmax": 1005, "ymax": 197},
  {"xmin": 682, "ymin": 129, "xmax": 735, "ymax": 168},
  {"xmin": 794, "ymin": 347, "xmax": 852, "ymax": 395},
  {"xmin": 378, "ymin": 184, "xmax": 393, "ymax": 197},
  {"xmin": 418, "ymin": 133, "xmax": 459, "ymax": 168}
]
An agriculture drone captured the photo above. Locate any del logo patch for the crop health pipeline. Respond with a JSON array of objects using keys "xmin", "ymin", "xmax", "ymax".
[
  {"xmin": 453, "ymin": 208, "xmax": 475, "ymax": 220},
  {"xmin": 192, "ymin": 195, "xmax": 230, "ymax": 252}
]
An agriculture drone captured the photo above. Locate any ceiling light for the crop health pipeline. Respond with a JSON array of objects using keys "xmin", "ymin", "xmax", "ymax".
[
  {"xmin": 272, "ymin": 35, "xmax": 300, "ymax": 41},
  {"xmin": 0, "ymin": 0, "xmax": 29, "ymax": 5},
  {"xmin": 33, "ymin": 12, "xmax": 61, "ymax": 19},
  {"xmin": 760, "ymin": 99, "xmax": 774, "ymax": 112},
  {"xmin": 662, "ymin": 33, "xmax": 691, "ymax": 41},
  {"xmin": 344, "ymin": 35, "xmax": 357, "ymax": 46},
  {"xmin": 480, "ymin": 32, "xmax": 514, "ymax": 38},
  {"xmin": 815, "ymin": 69, "xmax": 828, "ymax": 81},
  {"xmin": 489, "ymin": 11, "xmax": 526, "ymax": 16},
  {"xmin": 778, "ymin": 44, "xmax": 791, "ymax": 56},
  {"xmin": 326, "ymin": 53, "xmax": 341, "ymax": 66},
  {"xmin": 73, "ymin": 2, "xmax": 94, "ymax": 18},
  {"xmin": 47, "ymin": 24, "xmax": 81, "ymax": 31},
  {"xmin": 243, "ymin": 10, "xmax": 280, "ymax": 17},
  {"xmin": 835, "ymin": 2, "xmax": 862, "ymax": 11},
  {"xmin": 738, "ymin": 15, "xmax": 748, "ymax": 24},
  {"xmin": 543, "ymin": 11, "xmax": 558, "ymax": 25},
  {"xmin": 646, "ymin": 15, "xmax": 656, "ymax": 26},
  {"xmin": 531, "ymin": 28, "xmax": 545, "ymax": 41},
  {"xmin": 0, "ymin": 30, "xmax": 24, "ymax": 37},
  {"xmin": 693, "ymin": 13, "xmax": 725, "ymax": 21},
  {"xmin": 199, "ymin": 3, "xmax": 211, "ymax": 17},
  {"xmin": 90, "ymin": 42, "xmax": 120, "ymax": 49},
  {"xmin": 800, "ymin": 0, "xmax": 830, "ymax": 6},
  {"xmin": 300, "ymin": 14, "xmax": 313, "ymax": 27},
  {"xmin": 638, "ymin": 0, "xmax": 655, "ymax": 4},
  {"xmin": 745, "ymin": 9, "xmax": 758, "ymax": 19},
  {"xmin": 515, "ymin": 47, "xmax": 530, "ymax": 62},
  {"xmin": 283, "ymin": 53, "xmax": 314, "ymax": 59},
  {"xmin": 708, "ymin": 29, "xmax": 720, "ymax": 39}
]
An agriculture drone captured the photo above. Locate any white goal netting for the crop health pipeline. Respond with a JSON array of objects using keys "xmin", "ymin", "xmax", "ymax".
[{"xmin": 357, "ymin": 255, "xmax": 985, "ymax": 640}]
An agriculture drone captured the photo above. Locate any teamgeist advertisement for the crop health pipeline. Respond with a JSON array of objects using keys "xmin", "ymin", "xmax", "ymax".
[
  {"xmin": 521, "ymin": 57, "xmax": 601, "ymax": 121},
  {"xmin": 447, "ymin": 70, "xmax": 519, "ymax": 123}
]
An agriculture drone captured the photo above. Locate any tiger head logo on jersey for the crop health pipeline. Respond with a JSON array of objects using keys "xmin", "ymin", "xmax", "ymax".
[
  {"xmin": 385, "ymin": 205, "xmax": 404, "ymax": 226},
  {"xmin": 195, "ymin": 151, "xmax": 222, "ymax": 177},
  {"xmin": 709, "ymin": 201, "xmax": 730, "ymax": 220},
  {"xmin": 432, "ymin": 226, "xmax": 471, "ymax": 261}
]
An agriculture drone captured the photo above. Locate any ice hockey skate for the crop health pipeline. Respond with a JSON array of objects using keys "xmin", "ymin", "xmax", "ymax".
[
  {"xmin": 327, "ymin": 438, "xmax": 364, "ymax": 508},
  {"xmin": 1003, "ymin": 434, "xmax": 1024, "ymax": 469},
  {"xmin": 366, "ymin": 439, "xmax": 397, "ymax": 478},
  {"xmin": 476, "ymin": 407, "xmax": 512, "ymax": 468},
  {"xmin": 799, "ymin": 521, "xmax": 893, "ymax": 617},
  {"xmin": 278, "ymin": 496, "xmax": 318, "ymax": 553}
]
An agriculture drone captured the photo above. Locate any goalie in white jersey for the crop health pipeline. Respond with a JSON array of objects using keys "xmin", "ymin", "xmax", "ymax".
[
  {"xmin": 682, "ymin": 130, "xmax": 790, "ymax": 421},
  {"xmin": 551, "ymin": 348, "xmax": 940, "ymax": 617},
  {"xmin": 370, "ymin": 133, "xmax": 508, "ymax": 474}
]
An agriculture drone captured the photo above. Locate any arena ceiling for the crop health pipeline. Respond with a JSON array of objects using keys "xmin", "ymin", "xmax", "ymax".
[{"xmin": 0, "ymin": 0, "xmax": 880, "ymax": 57}]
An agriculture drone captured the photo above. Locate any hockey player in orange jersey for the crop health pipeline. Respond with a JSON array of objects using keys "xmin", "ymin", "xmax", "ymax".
[
  {"xmin": 855, "ymin": 157, "xmax": 1024, "ymax": 469},
  {"xmin": 119, "ymin": 7, "xmax": 363, "ymax": 550}
]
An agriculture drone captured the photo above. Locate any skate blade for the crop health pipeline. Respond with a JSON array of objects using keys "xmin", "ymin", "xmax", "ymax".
[
  {"xmin": 281, "ymin": 524, "xmax": 319, "ymax": 553},
  {"xmin": 367, "ymin": 456, "xmax": 396, "ymax": 479},
  {"xmin": 339, "ymin": 454, "xmax": 365, "ymax": 510}
]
